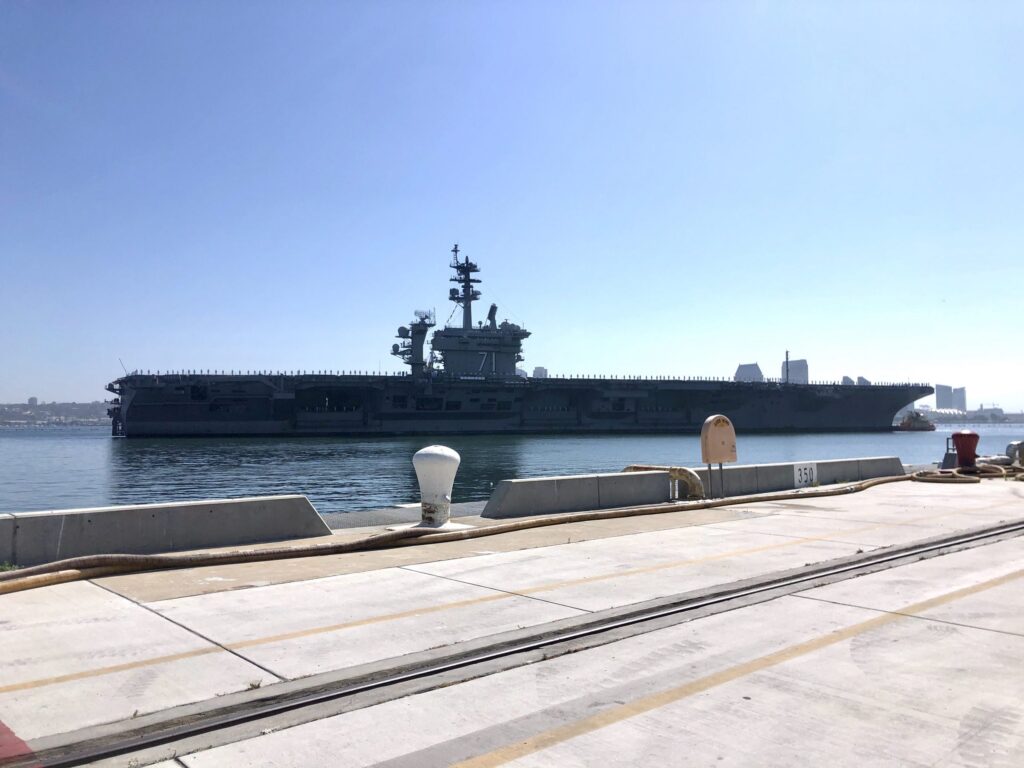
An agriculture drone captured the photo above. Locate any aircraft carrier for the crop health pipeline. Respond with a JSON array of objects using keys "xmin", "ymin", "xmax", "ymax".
[{"xmin": 105, "ymin": 246, "xmax": 932, "ymax": 437}]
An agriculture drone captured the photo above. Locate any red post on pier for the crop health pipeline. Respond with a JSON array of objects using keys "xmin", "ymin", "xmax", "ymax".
[{"xmin": 951, "ymin": 430, "xmax": 980, "ymax": 468}]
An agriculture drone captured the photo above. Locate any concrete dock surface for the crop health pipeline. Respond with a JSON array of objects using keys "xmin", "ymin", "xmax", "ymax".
[{"xmin": 1, "ymin": 480, "xmax": 1022, "ymax": 766}]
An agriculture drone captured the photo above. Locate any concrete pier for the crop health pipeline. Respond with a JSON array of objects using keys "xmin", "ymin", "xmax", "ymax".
[{"xmin": 0, "ymin": 479, "xmax": 1022, "ymax": 767}]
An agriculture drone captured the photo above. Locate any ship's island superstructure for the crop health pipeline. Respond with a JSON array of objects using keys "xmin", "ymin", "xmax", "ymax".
[{"xmin": 106, "ymin": 246, "xmax": 932, "ymax": 437}]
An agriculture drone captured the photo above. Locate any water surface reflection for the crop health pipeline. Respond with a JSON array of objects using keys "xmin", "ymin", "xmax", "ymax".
[{"xmin": 1, "ymin": 425, "xmax": 1020, "ymax": 514}]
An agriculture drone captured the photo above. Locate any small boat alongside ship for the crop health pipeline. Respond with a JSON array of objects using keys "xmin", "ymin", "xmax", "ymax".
[
  {"xmin": 896, "ymin": 411, "xmax": 937, "ymax": 432},
  {"xmin": 106, "ymin": 246, "xmax": 933, "ymax": 438}
]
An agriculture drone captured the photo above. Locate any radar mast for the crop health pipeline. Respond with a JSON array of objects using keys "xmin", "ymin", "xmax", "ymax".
[{"xmin": 449, "ymin": 243, "xmax": 481, "ymax": 330}]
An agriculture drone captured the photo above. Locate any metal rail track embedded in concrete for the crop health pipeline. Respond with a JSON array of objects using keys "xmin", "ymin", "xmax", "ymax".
[{"xmin": 15, "ymin": 517, "xmax": 1024, "ymax": 768}]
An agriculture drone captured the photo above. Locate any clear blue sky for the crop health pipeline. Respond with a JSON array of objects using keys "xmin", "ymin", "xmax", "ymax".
[{"xmin": 2, "ymin": 1, "xmax": 1022, "ymax": 409}]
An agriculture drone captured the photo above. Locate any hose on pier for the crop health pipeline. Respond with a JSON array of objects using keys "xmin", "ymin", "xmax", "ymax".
[
  {"xmin": 913, "ymin": 464, "xmax": 1023, "ymax": 483},
  {"xmin": 1, "ymin": 467, "xmax": 1021, "ymax": 596}
]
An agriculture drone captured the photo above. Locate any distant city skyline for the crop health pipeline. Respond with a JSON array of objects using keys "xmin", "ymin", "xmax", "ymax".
[
  {"xmin": 935, "ymin": 384, "xmax": 969, "ymax": 412},
  {"xmin": 2, "ymin": 2, "xmax": 1022, "ymax": 409}
]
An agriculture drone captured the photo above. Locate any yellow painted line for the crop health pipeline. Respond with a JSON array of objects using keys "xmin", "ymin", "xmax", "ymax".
[
  {"xmin": 227, "ymin": 593, "xmax": 510, "ymax": 650},
  {"xmin": 222, "ymin": 525, "xmax": 864, "ymax": 650},
  {"xmin": 517, "ymin": 511, "xmax": 947, "ymax": 596},
  {"xmin": 519, "ymin": 537, "xmax": 816, "ymax": 595},
  {"xmin": 0, "ymin": 534, "xmax": 837, "ymax": 694},
  {"xmin": 0, "ymin": 593, "xmax": 511, "ymax": 694},
  {"xmin": 3, "ymin": 505, "xmax": 998, "ymax": 695},
  {"xmin": 0, "ymin": 647, "xmax": 222, "ymax": 694},
  {"xmin": 453, "ymin": 567, "xmax": 1024, "ymax": 768}
]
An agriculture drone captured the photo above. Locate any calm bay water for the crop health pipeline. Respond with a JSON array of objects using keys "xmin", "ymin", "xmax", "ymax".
[{"xmin": 1, "ymin": 425, "xmax": 1021, "ymax": 515}]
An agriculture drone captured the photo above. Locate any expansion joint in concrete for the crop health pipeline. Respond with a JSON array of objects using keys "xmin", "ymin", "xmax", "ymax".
[
  {"xmin": 89, "ymin": 580, "xmax": 286, "ymax": 683},
  {"xmin": 791, "ymin": 593, "xmax": 1024, "ymax": 639},
  {"xmin": 398, "ymin": 566, "xmax": 592, "ymax": 614},
  {"xmin": 765, "ymin": 511, "xmax": 936, "ymax": 527},
  {"xmin": 704, "ymin": 523, "xmax": 881, "ymax": 548}
]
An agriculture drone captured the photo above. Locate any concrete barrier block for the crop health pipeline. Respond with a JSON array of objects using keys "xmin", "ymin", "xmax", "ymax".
[
  {"xmin": 815, "ymin": 459, "xmax": 853, "ymax": 485},
  {"xmin": 484, "ymin": 475, "xmax": 601, "ymax": 518},
  {"xmin": 689, "ymin": 456, "xmax": 904, "ymax": 498},
  {"xmin": 8, "ymin": 495, "xmax": 331, "ymax": 566},
  {"xmin": 0, "ymin": 514, "xmax": 15, "ymax": 565},
  {"xmin": 553, "ymin": 475, "xmax": 602, "ymax": 513},
  {"xmin": 723, "ymin": 466, "xmax": 759, "ymax": 496},
  {"xmin": 484, "ymin": 456, "xmax": 907, "ymax": 517},
  {"xmin": 481, "ymin": 481, "xmax": 516, "ymax": 517},
  {"xmin": 597, "ymin": 471, "xmax": 671, "ymax": 508},
  {"xmin": 9, "ymin": 513, "xmax": 66, "ymax": 567},
  {"xmin": 858, "ymin": 456, "xmax": 904, "ymax": 480},
  {"xmin": 692, "ymin": 467, "xmax": 756, "ymax": 497},
  {"xmin": 756, "ymin": 463, "xmax": 794, "ymax": 493}
]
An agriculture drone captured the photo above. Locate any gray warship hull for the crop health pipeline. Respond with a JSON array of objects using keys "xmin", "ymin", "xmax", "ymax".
[
  {"xmin": 105, "ymin": 246, "xmax": 932, "ymax": 437},
  {"xmin": 106, "ymin": 372, "xmax": 931, "ymax": 437}
]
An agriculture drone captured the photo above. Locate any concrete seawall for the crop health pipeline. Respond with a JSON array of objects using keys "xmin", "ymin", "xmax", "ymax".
[
  {"xmin": 0, "ymin": 457, "xmax": 905, "ymax": 565},
  {"xmin": 0, "ymin": 495, "xmax": 331, "ymax": 566},
  {"xmin": 694, "ymin": 456, "xmax": 904, "ymax": 497},
  {"xmin": 479, "ymin": 457, "xmax": 904, "ymax": 519},
  {"xmin": 483, "ymin": 471, "xmax": 672, "ymax": 518}
]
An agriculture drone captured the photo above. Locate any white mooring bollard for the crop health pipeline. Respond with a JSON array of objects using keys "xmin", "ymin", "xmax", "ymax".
[{"xmin": 391, "ymin": 445, "xmax": 471, "ymax": 531}]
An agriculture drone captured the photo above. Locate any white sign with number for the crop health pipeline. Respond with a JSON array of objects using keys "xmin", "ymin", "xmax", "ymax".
[{"xmin": 793, "ymin": 463, "xmax": 817, "ymax": 488}]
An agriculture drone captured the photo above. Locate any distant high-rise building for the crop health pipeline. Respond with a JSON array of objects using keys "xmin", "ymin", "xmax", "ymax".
[
  {"xmin": 935, "ymin": 384, "xmax": 953, "ymax": 409},
  {"xmin": 532, "ymin": 366, "xmax": 548, "ymax": 379},
  {"xmin": 781, "ymin": 359, "xmax": 809, "ymax": 384},
  {"xmin": 856, "ymin": 376, "xmax": 871, "ymax": 386},
  {"xmin": 28, "ymin": 396, "xmax": 38, "ymax": 407},
  {"xmin": 841, "ymin": 376, "xmax": 854, "ymax": 386},
  {"xmin": 953, "ymin": 387, "xmax": 967, "ymax": 412},
  {"xmin": 734, "ymin": 363, "xmax": 764, "ymax": 383}
]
